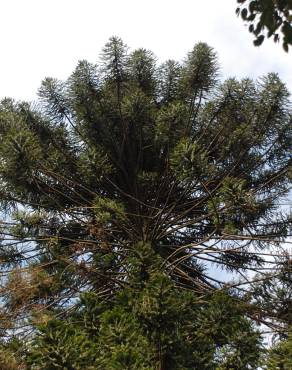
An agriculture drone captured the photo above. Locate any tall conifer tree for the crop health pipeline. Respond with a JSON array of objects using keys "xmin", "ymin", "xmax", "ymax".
[{"xmin": 0, "ymin": 37, "xmax": 291, "ymax": 368}]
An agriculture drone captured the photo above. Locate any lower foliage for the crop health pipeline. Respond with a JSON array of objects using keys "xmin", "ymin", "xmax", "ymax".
[{"xmin": 23, "ymin": 245, "xmax": 263, "ymax": 369}]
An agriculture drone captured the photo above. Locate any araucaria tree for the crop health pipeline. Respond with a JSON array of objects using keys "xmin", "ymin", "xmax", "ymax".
[{"xmin": 0, "ymin": 37, "xmax": 291, "ymax": 368}]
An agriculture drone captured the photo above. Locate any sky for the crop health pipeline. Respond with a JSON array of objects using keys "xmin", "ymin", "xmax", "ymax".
[{"xmin": 0, "ymin": 0, "xmax": 292, "ymax": 102}]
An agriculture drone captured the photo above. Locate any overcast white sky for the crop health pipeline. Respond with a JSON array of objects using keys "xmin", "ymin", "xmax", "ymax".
[{"xmin": 0, "ymin": 0, "xmax": 291, "ymax": 102}]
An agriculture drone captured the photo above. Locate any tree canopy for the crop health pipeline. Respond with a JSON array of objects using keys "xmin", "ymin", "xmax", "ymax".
[
  {"xmin": 0, "ymin": 37, "xmax": 291, "ymax": 368},
  {"xmin": 236, "ymin": 0, "xmax": 292, "ymax": 51}
]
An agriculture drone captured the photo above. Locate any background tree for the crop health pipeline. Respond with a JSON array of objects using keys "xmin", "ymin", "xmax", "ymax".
[
  {"xmin": 252, "ymin": 258, "xmax": 292, "ymax": 333},
  {"xmin": 236, "ymin": 0, "xmax": 292, "ymax": 51},
  {"xmin": 0, "ymin": 37, "xmax": 291, "ymax": 367},
  {"xmin": 266, "ymin": 331, "xmax": 292, "ymax": 369}
]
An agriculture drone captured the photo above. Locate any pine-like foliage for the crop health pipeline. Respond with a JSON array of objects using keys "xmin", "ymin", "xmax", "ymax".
[
  {"xmin": 266, "ymin": 330, "xmax": 292, "ymax": 369},
  {"xmin": 26, "ymin": 244, "xmax": 262, "ymax": 369},
  {"xmin": 0, "ymin": 37, "xmax": 291, "ymax": 367}
]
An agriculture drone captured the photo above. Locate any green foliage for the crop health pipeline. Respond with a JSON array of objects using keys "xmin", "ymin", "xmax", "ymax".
[
  {"xmin": 0, "ymin": 37, "xmax": 291, "ymax": 367},
  {"xmin": 26, "ymin": 245, "xmax": 262, "ymax": 369},
  {"xmin": 236, "ymin": 0, "xmax": 292, "ymax": 51},
  {"xmin": 0, "ymin": 338, "xmax": 25, "ymax": 370},
  {"xmin": 27, "ymin": 320, "xmax": 98, "ymax": 369},
  {"xmin": 252, "ymin": 260, "xmax": 292, "ymax": 332},
  {"xmin": 266, "ymin": 331, "xmax": 292, "ymax": 369}
]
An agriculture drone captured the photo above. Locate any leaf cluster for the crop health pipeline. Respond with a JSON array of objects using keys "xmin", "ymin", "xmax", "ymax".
[{"xmin": 236, "ymin": 0, "xmax": 292, "ymax": 51}]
